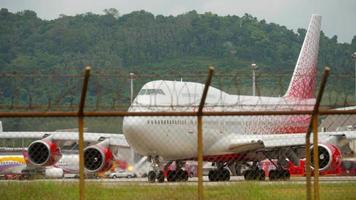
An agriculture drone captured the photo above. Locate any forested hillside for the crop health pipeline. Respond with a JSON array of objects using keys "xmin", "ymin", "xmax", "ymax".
[
  {"xmin": 1, "ymin": 8, "xmax": 355, "ymax": 73},
  {"xmin": 0, "ymin": 8, "xmax": 355, "ymax": 131}
]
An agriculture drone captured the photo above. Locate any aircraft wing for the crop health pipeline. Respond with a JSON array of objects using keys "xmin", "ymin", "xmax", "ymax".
[
  {"xmin": 0, "ymin": 130, "xmax": 130, "ymax": 173},
  {"xmin": 260, "ymin": 131, "xmax": 356, "ymax": 148},
  {"xmin": 211, "ymin": 131, "xmax": 356, "ymax": 154},
  {"xmin": 0, "ymin": 131, "xmax": 129, "ymax": 148}
]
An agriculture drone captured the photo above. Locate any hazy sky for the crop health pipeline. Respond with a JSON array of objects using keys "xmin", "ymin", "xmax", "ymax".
[{"xmin": 1, "ymin": 0, "xmax": 355, "ymax": 43}]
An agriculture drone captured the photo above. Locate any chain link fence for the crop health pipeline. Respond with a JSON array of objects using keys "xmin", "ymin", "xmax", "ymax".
[{"xmin": 0, "ymin": 67, "xmax": 356, "ymax": 200}]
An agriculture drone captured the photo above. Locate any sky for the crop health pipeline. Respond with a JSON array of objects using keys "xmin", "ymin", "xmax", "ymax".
[{"xmin": 1, "ymin": 0, "xmax": 355, "ymax": 43}]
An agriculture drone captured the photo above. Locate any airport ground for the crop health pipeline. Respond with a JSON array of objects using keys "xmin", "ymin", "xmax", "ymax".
[{"xmin": 1, "ymin": 176, "xmax": 355, "ymax": 200}]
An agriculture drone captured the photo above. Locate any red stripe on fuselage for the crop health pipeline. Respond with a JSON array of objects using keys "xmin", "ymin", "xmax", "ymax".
[{"xmin": 187, "ymin": 153, "xmax": 255, "ymax": 162}]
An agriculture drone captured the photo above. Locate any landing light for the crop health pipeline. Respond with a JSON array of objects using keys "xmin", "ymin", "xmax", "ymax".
[{"xmin": 127, "ymin": 165, "xmax": 134, "ymax": 172}]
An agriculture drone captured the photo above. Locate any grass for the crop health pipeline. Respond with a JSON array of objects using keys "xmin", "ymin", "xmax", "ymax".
[{"xmin": 0, "ymin": 181, "xmax": 355, "ymax": 200}]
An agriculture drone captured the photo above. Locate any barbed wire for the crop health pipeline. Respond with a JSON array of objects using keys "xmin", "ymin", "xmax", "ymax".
[{"xmin": 0, "ymin": 71, "xmax": 355, "ymax": 112}]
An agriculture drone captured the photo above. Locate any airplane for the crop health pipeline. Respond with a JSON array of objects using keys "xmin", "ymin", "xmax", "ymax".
[
  {"xmin": 122, "ymin": 14, "xmax": 356, "ymax": 182},
  {"xmin": 0, "ymin": 122, "xmax": 131, "ymax": 176},
  {"xmin": 0, "ymin": 154, "xmax": 27, "ymax": 179},
  {"xmin": 0, "ymin": 152, "xmax": 78, "ymax": 179}
]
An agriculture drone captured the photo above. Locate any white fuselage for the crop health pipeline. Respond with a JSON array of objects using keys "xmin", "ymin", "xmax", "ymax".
[
  {"xmin": 123, "ymin": 81, "xmax": 314, "ymax": 160},
  {"xmin": 0, "ymin": 154, "xmax": 79, "ymax": 177}
]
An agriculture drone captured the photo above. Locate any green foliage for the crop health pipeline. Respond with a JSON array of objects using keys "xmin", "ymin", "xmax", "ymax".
[
  {"xmin": 0, "ymin": 9, "xmax": 354, "ymax": 73},
  {"xmin": 0, "ymin": 9, "xmax": 355, "ymax": 131}
]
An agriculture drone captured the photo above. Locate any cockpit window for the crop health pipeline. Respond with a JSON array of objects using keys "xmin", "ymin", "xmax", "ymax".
[{"xmin": 138, "ymin": 89, "xmax": 165, "ymax": 95}]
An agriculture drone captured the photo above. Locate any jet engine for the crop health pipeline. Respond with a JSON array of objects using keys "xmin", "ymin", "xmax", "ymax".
[
  {"xmin": 84, "ymin": 142, "xmax": 113, "ymax": 173},
  {"xmin": 310, "ymin": 143, "xmax": 342, "ymax": 172},
  {"xmin": 27, "ymin": 138, "xmax": 62, "ymax": 166}
]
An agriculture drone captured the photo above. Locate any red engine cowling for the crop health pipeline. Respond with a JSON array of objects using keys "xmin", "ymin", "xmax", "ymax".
[
  {"xmin": 27, "ymin": 139, "xmax": 62, "ymax": 166},
  {"xmin": 84, "ymin": 144, "xmax": 113, "ymax": 173},
  {"xmin": 310, "ymin": 143, "xmax": 342, "ymax": 172}
]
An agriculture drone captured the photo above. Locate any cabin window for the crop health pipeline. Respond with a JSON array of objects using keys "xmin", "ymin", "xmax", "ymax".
[{"xmin": 138, "ymin": 89, "xmax": 165, "ymax": 95}]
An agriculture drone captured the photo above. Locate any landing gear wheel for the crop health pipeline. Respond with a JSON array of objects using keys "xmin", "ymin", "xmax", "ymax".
[
  {"xmin": 269, "ymin": 170, "xmax": 277, "ymax": 181},
  {"xmin": 244, "ymin": 170, "xmax": 255, "ymax": 180},
  {"xmin": 176, "ymin": 169, "xmax": 189, "ymax": 182},
  {"xmin": 157, "ymin": 171, "xmax": 165, "ymax": 183},
  {"xmin": 269, "ymin": 169, "xmax": 290, "ymax": 181},
  {"xmin": 256, "ymin": 169, "xmax": 266, "ymax": 181},
  {"xmin": 183, "ymin": 171, "xmax": 189, "ymax": 181},
  {"xmin": 281, "ymin": 170, "xmax": 290, "ymax": 180},
  {"xmin": 167, "ymin": 170, "xmax": 176, "ymax": 182},
  {"xmin": 209, "ymin": 169, "xmax": 230, "ymax": 181},
  {"xmin": 221, "ymin": 168, "xmax": 230, "ymax": 181},
  {"xmin": 148, "ymin": 171, "xmax": 156, "ymax": 183},
  {"xmin": 208, "ymin": 170, "xmax": 217, "ymax": 182}
]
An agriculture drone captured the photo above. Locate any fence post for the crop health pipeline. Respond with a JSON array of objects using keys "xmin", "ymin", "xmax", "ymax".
[
  {"xmin": 312, "ymin": 114, "xmax": 320, "ymax": 200},
  {"xmin": 305, "ymin": 67, "xmax": 330, "ymax": 200},
  {"xmin": 78, "ymin": 66, "xmax": 91, "ymax": 200},
  {"xmin": 197, "ymin": 66, "xmax": 214, "ymax": 200}
]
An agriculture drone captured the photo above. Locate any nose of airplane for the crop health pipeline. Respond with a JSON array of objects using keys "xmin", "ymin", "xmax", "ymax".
[
  {"xmin": 122, "ymin": 117, "xmax": 135, "ymax": 140},
  {"xmin": 122, "ymin": 117, "xmax": 149, "ymax": 156}
]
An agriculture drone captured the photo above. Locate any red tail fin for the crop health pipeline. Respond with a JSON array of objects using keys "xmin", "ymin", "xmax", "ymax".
[{"xmin": 284, "ymin": 15, "xmax": 321, "ymax": 99}]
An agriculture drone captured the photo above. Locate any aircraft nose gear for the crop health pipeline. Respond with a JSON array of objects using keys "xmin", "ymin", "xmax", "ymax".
[
  {"xmin": 147, "ymin": 156, "xmax": 164, "ymax": 183},
  {"xmin": 208, "ymin": 162, "xmax": 231, "ymax": 181}
]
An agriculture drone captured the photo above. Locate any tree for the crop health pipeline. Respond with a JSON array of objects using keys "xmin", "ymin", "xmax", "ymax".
[{"xmin": 103, "ymin": 8, "xmax": 120, "ymax": 19}]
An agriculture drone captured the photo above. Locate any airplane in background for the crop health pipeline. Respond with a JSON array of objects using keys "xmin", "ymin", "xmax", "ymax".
[
  {"xmin": 123, "ymin": 14, "xmax": 356, "ymax": 182},
  {"xmin": 0, "ymin": 154, "xmax": 27, "ymax": 179},
  {"xmin": 0, "ymin": 152, "xmax": 79, "ymax": 179}
]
